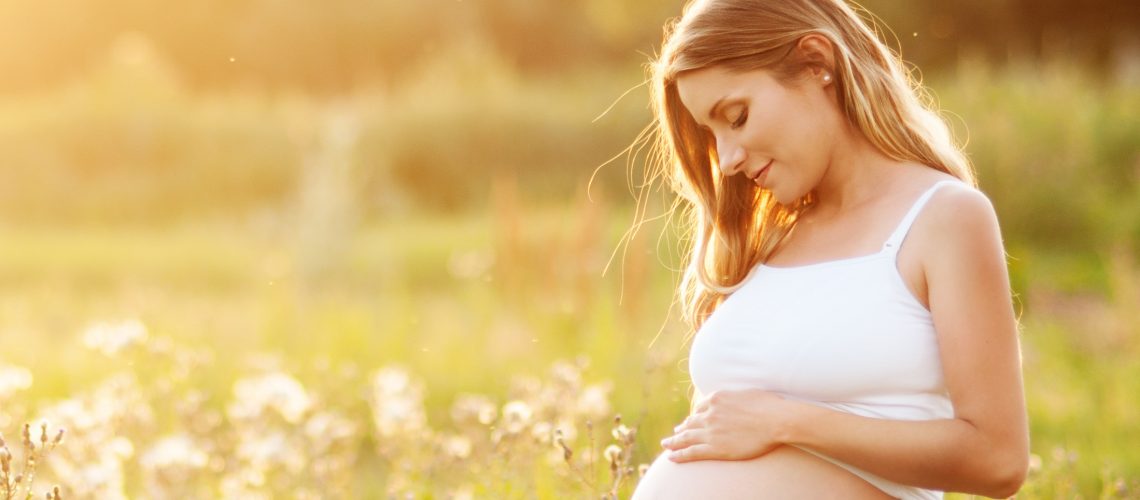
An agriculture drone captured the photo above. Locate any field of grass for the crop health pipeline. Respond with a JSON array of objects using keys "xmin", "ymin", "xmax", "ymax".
[
  {"xmin": 0, "ymin": 34, "xmax": 1138, "ymax": 498},
  {"xmin": 1, "ymin": 192, "xmax": 1138, "ymax": 497}
]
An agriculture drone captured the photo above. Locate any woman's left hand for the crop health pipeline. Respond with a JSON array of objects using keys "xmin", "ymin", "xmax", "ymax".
[{"xmin": 660, "ymin": 388, "xmax": 793, "ymax": 463}]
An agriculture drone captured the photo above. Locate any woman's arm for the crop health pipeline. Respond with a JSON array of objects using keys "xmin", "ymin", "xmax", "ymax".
[
  {"xmin": 786, "ymin": 186, "xmax": 1028, "ymax": 497},
  {"xmin": 664, "ymin": 186, "xmax": 1029, "ymax": 497}
]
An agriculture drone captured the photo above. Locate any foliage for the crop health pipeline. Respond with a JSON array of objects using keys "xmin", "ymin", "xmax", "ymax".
[
  {"xmin": 2, "ymin": 44, "xmax": 1138, "ymax": 260},
  {"xmin": 2, "ymin": 0, "xmax": 1138, "ymax": 94},
  {"xmin": 1, "ymin": 199, "xmax": 1138, "ymax": 496}
]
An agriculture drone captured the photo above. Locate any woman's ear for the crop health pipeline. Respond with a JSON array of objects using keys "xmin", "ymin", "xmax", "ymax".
[{"xmin": 795, "ymin": 34, "xmax": 837, "ymax": 81}]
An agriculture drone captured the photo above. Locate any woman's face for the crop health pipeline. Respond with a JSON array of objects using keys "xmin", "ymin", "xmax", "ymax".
[{"xmin": 675, "ymin": 66, "xmax": 841, "ymax": 205}]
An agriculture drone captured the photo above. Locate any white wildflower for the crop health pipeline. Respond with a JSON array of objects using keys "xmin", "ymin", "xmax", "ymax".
[
  {"xmin": 531, "ymin": 421, "xmax": 556, "ymax": 444},
  {"xmin": 0, "ymin": 365, "xmax": 32, "ymax": 399},
  {"xmin": 220, "ymin": 471, "xmax": 271, "ymax": 500},
  {"xmin": 441, "ymin": 434, "xmax": 472, "ymax": 459},
  {"xmin": 81, "ymin": 319, "xmax": 148, "ymax": 356},
  {"xmin": 552, "ymin": 417, "xmax": 578, "ymax": 443},
  {"xmin": 369, "ymin": 366, "xmax": 427, "ymax": 438},
  {"xmin": 141, "ymin": 434, "xmax": 208, "ymax": 471},
  {"xmin": 107, "ymin": 436, "xmax": 135, "ymax": 459},
  {"xmin": 576, "ymin": 382, "xmax": 613, "ymax": 418},
  {"xmin": 304, "ymin": 409, "xmax": 359, "ymax": 457},
  {"xmin": 501, "ymin": 400, "xmax": 533, "ymax": 434},
  {"xmin": 612, "ymin": 424, "xmax": 633, "ymax": 442},
  {"xmin": 450, "ymin": 485, "xmax": 475, "ymax": 500},
  {"xmin": 36, "ymin": 375, "xmax": 148, "ymax": 500},
  {"xmin": 235, "ymin": 431, "xmax": 304, "ymax": 474},
  {"xmin": 549, "ymin": 360, "xmax": 582, "ymax": 388},
  {"xmin": 229, "ymin": 372, "xmax": 311, "ymax": 424},
  {"xmin": 304, "ymin": 410, "xmax": 357, "ymax": 443},
  {"xmin": 450, "ymin": 393, "xmax": 497, "ymax": 426},
  {"xmin": 603, "ymin": 444, "xmax": 623, "ymax": 465}
]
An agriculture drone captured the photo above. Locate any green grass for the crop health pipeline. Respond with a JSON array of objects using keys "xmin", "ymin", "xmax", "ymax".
[
  {"xmin": 0, "ymin": 53, "xmax": 1137, "ymax": 497},
  {"xmin": 1, "ymin": 201, "xmax": 1137, "ymax": 497}
]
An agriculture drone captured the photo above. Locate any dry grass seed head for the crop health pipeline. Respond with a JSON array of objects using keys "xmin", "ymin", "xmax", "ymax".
[{"xmin": 21, "ymin": 424, "xmax": 32, "ymax": 452}]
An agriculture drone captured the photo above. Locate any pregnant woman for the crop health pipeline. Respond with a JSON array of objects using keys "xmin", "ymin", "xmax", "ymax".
[{"xmin": 631, "ymin": 1, "xmax": 1029, "ymax": 499}]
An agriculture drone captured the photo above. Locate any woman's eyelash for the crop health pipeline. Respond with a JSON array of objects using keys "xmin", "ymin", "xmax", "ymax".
[{"xmin": 730, "ymin": 109, "xmax": 748, "ymax": 129}]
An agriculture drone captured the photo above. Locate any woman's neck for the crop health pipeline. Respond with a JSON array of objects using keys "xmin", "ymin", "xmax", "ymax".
[{"xmin": 809, "ymin": 130, "xmax": 905, "ymax": 219}]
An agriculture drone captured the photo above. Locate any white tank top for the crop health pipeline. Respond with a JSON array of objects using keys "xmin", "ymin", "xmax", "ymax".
[{"xmin": 688, "ymin": 180, "xmax": 962, "ymax": 500}]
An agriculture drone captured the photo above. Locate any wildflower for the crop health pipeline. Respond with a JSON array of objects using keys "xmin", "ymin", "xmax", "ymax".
[
  {"xmin": 575, "ymin": 382, "xmax": 613, "ymax": 418},
  {"xmin": 611, "ymin": 423, "xmax": 633, "ymax": 443},
  {"xmin": 501, "ymin": 401, "xmax": 533, "ymax": 434},
  {"xmin": 107, "ymin": 437, "xmax": 135, "ymax": 460},
  {"xmin": 0, "ymin": 365, "xmax": 32, "ymax": 399},
  {"xmin": 554, "ymin": 432, "xmax": 573, "ymax": 461},
  {"xmin": 229, "ymin": 372, "xmax": 312, "ymax": 424},
  {"xmin": 368, "ymin": 366, "xmax": 428, "ymax": 438},
  {"xmin": 531, "ymin": 421, "xmax": 553, "ymax": 444},
  {"xmin": 603, "ymin": 444, "xmax": 623, "ymax": 466},
  {"xmin": 440, "ymin": 435, "xmax": 472, "ymax": 460},
  {"xmin": 549, "ymin": 360, "xmax": 582, "ymax": 389},
  {"xmin": 141, "ymin": 434, "xmax": 209, "ymax": 471},
  {"xmin": 34, "ymin": 375, "xmax": 145, "ymax": 500},
  {"xmin": 23, "ymin": 422, "xmax": 33, "ymax": 451},
  {"xmin": 1028, "ymin": 453, "xmax": 1042, "ymax": 474},
  {"xmin": 220, "ymin": 471, "xmax": 272, "ymax": 500},
  {"xmin": 303, "ymin": 410, "xmax": 358, "ymax": 449},
  {"xmin": 450, "ymin": 485, "xmax": 475, "ymax": 500},
  {"xmin": 552, "ymin": 418, "xmax": 578, "ymax": 442},
  {"xmin": 507, "ymin": 375, "xmax": 543, "ymax": 402},
  {"xmin": 81, "ymin": 319, "xmax": 148, "ymax": 356},
  {"xmin": 450, "ymin": 394, "xmax": 497, "ymax": 426},
  {"xmin": 236, "ymin": 430, "xmax": 306, "ymax": 475}
]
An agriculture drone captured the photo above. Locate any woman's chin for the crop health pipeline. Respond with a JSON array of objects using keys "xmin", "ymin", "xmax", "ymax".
[
  {"xmin": 767, "ymin": 185, "xmax": 811, "ymax": 207},
  {"xmin": 767, "ymin": 187, "xmax": 795, "ymax": 206}
]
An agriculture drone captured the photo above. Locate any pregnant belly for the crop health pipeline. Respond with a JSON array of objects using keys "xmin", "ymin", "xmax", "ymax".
[{"xmin": 631, "ymin": 445, "xmax": 896, "ymax": 499}]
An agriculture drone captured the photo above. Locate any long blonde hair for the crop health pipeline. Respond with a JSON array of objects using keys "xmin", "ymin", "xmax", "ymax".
[{"xmin": 646, "ymin": 0, "xmax": 976, "ymax": 333}]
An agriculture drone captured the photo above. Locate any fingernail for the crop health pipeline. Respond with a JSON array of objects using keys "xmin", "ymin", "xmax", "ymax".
[{"xmin": 673, "ymin": 425, "xmax": 681, "ymax": 432}]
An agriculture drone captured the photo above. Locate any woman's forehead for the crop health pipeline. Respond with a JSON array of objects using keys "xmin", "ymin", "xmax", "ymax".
[{"xmin": 677, "ymin": 68, "xmax": 769, "ymax": 114}]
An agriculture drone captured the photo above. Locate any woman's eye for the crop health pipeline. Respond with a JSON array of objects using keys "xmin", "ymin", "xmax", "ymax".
[{"xmin": 730, "ymin": 110, "xmax": 748, "ymax": 130}]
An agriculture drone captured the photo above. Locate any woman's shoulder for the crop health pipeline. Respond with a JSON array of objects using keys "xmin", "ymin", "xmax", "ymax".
[
  {"xmin": 886, "ymin": 165, "xmax": 1003, "ymax": 261},
  {"xmin": 909, "ymin": 173, "xmax": 1005, "ymax": 271},
  {"xmin": 921, "ymin": 176, "xmax": 997, "ymax": 231},
  {"xmin": 892, "ymin": 165, "xmax": 992, "ymax": 225}
]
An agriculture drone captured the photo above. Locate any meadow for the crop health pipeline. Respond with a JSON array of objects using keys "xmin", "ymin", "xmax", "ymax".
[{"xmin": 0, "ymin": 34, "xmax": 1138, "ymax": 499}]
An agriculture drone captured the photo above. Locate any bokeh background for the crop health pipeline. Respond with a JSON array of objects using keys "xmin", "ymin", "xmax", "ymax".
[{"xmin": 0, "ymin": 0, "xmax": 1138, "ymax": 498}]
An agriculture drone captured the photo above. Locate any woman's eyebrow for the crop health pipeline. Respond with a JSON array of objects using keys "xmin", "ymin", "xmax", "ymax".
[{"xmin": 707, "ymin": 97, "xmax": 728, "ymax": 120}]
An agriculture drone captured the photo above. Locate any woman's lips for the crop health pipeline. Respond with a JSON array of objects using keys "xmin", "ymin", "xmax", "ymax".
[{"xmin": 751, "ymin": 160, "xmax": 773, "ymax": 186}]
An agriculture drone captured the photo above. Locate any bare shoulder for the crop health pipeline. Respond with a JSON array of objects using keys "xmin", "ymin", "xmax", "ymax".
[
  {"xmin": 889, "ymin": 165, "xmax": 996, "ymax": 227},
  {"xmin": 923, "ymin": 182, "xmax": 998, "ymax": 229},
  {"xmin": 891, "ymin": 170, "xmax": 1008, "ymax": 293},
  {"xmin": 912, "ymin": 180, "xmax": 1010, "ymax": 293},
  {"xmin": 918, "ymin": 181, "xmax": 1003, "ymax": 252}
]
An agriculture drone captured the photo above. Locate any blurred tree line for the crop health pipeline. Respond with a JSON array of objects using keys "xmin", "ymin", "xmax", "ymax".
[
  {"xmin": 0, "ymin": 0, "xmax": 1137, "ymax": 255},
  {"xmin": 2, "ymin": 0, "xmax": 1139, "ymax": 94}
]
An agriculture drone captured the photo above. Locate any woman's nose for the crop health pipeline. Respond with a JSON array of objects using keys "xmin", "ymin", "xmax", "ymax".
[{"xmin": 716, "ymin": 139, "xmax": 746, "ymax": 176}]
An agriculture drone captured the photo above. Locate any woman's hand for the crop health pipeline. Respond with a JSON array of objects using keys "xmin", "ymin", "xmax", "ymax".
[{"xmin": 660, "ymin": 388, "xmax": 793, "ymax": 463}]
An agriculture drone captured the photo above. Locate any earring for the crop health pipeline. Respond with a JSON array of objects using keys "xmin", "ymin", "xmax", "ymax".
[{"xmin": 822, "ymin": 73, "xmax": 832, "ymax": 83}]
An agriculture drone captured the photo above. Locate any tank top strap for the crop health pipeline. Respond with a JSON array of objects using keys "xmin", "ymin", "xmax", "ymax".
[{"xmin": 882, "ymin": 180, "xmax": 960, "ymax": 253}]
